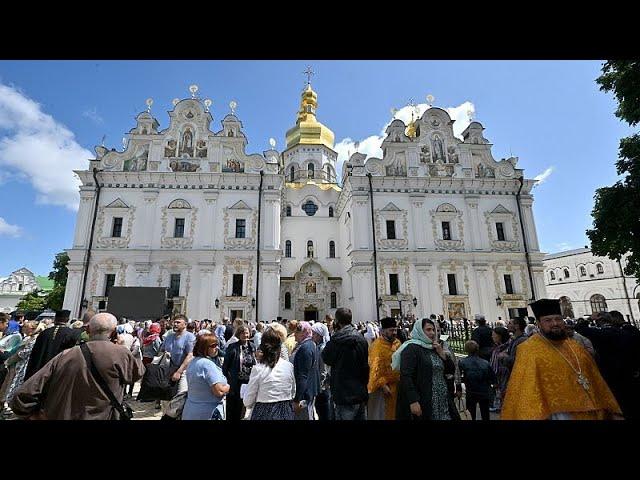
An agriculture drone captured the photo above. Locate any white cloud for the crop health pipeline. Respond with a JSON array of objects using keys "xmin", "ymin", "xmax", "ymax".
[
  {"xmin": 82, "ymin": 107, "xmax": 103, "ymax": 125},
  {"xmin": 0, "ymin": 217, "xmax": 22, "ymax": 237},
  {"xmin": 334, "ymin": 101, "xmax": 475, "ymax": 179},
  {"xmin": 0, "ymin": 83, "xmax": 91, "ymax": 210},
  {"xmin": 533, "ymin": 166, "xmax": 554, "ymax": 186}
]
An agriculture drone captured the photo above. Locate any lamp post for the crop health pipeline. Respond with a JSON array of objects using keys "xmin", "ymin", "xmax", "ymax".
[{"xmin": 215, "ymin": 298, "xmax": 219, "ymax": 309}]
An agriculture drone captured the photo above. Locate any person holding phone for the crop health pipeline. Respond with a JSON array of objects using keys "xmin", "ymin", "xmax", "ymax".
[{"xmin": 392, "ymin": 318, "xmax": 460, "ymax": 420}]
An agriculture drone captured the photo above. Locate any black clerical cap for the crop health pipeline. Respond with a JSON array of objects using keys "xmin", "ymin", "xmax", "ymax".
[
  {"xmin": 380, "ymin": 317, "xmax": 397, "ymax": 329},
  {"xmin": 55, "ymin": 309, "xmax": 71, "ymax": 320},
  {"xmin": 529, "ymin": 299, "xmax": 562, "ymax": 320}
]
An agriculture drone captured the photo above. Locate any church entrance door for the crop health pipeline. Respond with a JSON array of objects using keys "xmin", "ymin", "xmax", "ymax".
[{"xmin": 304, "ymin": 309, "xmax": 318, "ymax": 323}]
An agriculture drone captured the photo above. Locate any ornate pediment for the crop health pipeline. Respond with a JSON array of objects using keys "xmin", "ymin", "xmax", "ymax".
[
  {"xmin": 490, "ymin": 204, "xmax": 511, "ymax": 215},
  {"xmin": 381, "ymin": 202, "xmax": 402, "ymax": 212},
  {"xmin": 105, "ymin": 198, "xmax": 129, "ymax": 209},
  {"xmin": 228, "ymin": 200, "xmax": 251, "ymax": 210},
  {"xmin": 168, "ymin": 199, "xmax": 192, "ymax": 209}
]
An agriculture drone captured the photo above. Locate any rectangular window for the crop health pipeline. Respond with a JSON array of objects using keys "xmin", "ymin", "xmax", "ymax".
[
  {"xmin": 18, "ymin": 283, "xmax": 23, "ymax": 291},
  {"xmin": 174, "ymin": 218, "xmax": 185, "ymax": 238},
  {"xmin": 104, "ymin": 274, "xmax": 116, "ymax": 297},
  {"xmin": 386, "ymin": 220, "xmax": 396, "ymax": 240},
  {"xmin": 442, "ymin": 221, "xmax": 451, "ymax": 240},
  {"xmin": 169, "ymin": 274, "xmax": 181, "ymax": 298},
  {"xmin": 235, "ymin": 219, "xmax": 246, "ymax": 238},
  {"xmin": 496, "ymin": 222, "xmax": 505, "ymax": 241},
  {"xmin": 112, "ymin": 217, "xmax": 123, "ymax": 238},
  {"xmin": 447, "ymin": 274, "xmax": 458, "ymax": 295},
  {"xmin": 389, "ymin": 274, "xmax": 399, "ymax": 295},
  {"xmin": 504, "ymin": 274, "xmax": 514, "ymax": 295},
  {"xmin": 232, "ymin": 274, "xmax": 243, "ymax": 296}
]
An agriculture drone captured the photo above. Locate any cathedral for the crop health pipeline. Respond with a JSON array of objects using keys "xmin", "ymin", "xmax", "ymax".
[{"xmin": 63, "ymin": 81, "xmax": 547, "ymax": 324}]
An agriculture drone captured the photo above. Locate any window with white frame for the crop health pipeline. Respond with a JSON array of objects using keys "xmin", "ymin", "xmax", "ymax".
[{"xmin": 597, "ymin": 264, "xmax": 604, "ymax": 274}]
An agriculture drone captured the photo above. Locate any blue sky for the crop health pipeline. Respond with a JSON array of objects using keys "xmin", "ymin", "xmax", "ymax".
[{"xmin": 0, "ymin": 60, "xmax": 633, "ymax": 277}]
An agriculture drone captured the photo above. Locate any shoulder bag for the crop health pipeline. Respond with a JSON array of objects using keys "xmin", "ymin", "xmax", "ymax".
[{"xmin": 80, "ymin": 343, "xmax": 134, "ymax": 420}]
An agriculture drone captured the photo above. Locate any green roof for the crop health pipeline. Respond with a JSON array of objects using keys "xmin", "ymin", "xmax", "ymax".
[{"xmin": 36, "ymin": 276, "xmax": 54, "ymax": 292}]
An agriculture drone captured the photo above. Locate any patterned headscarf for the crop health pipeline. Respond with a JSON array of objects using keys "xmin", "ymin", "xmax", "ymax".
[{"xmin": 391, "ymin": 319, "xmax": 434, "ymax": 371}]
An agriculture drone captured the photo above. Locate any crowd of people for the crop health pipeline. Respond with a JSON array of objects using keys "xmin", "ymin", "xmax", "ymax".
[{"xmin": 0, "ymin": 297, "xmax": 638, "ymax": 421}]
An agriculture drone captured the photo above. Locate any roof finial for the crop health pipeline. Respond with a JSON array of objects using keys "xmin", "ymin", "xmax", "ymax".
[
  {"xmin": 229, "ymin": 100, "xmax": 237, "ymax": 115},
  {"xmin": 145, "ymin": 98, "xmax": 153, "ymax": 112},
  {"xmin": 100, "ymin": 134, "xmax": 106, "ymax": 147},
  {"xmin": 204, "ymin": 99, "xmax": 212, "ymax": 112},
  {"xmin": 467, "ymin": 109, "xmax": 475, "ymax": 122},
  {"xmin": 303, "ymin": 65, "xmax": 315, "ymax": 87},
  {"xmin": 426, "ymin": 94, "xmax": 435, "ymax": 107},
  {"xmin": 189, "ymin": 84, "xmax": 199, "ymax": 98}
]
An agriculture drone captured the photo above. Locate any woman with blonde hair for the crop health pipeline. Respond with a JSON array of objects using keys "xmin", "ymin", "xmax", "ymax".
[
  {"xmin": 5, "ymin": 320, "xmax": 45, "ymax": 405},
  {"xmin": 266, "ymin": 323, "xmax": 289, "ymax": 361}
]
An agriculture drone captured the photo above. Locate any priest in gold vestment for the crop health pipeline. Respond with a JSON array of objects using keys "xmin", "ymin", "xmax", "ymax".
[
  {"xmin": 367, "ymin": 317, "xmax": 401, "ymax": 420},
  {"xmin": 502, "ymin": 299, "xmax": 623, "ymax": 420}
]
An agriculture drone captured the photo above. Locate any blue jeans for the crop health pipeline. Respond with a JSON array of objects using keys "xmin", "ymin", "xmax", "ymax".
[{"xmin": 334, "ymin": 401, "xmax": 367, "ymax": 420}]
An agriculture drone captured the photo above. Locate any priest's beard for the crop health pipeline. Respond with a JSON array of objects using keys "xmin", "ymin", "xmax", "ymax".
[{"xmin": 541, "ymin": 329, "xmax": 568, "ymax": 341}]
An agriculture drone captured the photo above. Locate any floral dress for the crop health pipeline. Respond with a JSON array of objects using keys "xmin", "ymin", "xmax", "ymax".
[{"xmin": 6, "ymin": 335, "xmax": 38, "ymax": 404}]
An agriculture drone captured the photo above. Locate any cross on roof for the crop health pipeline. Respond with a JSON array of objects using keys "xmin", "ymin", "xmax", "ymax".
[{"xmin": 303, "ymin": 65, "xmax": 315, "ymax": 85}]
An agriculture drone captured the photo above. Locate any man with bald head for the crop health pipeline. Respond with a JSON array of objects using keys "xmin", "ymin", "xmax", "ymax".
[{"xmin": 10, "ymin": 313, "xmax": 145, "ymax": 420}]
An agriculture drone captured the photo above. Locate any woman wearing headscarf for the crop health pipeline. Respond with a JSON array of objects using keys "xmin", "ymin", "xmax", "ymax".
[
  {"xmin": 5, "ymin": 320, "xmax": 45, "ymax": 406},
  {"xmin": 290, "ymin": 321, "xmax": 320, "ymax": 420},
  {"xmin": 311, "ymin": 322, "xmax": 332, "ymax": 420},
  {"xmin": 222, "ymin": 324, "xmax": 257, "ymax": 421},
  {"xmin": 393, "ymin": 318, "xmax": 460, "ymax": 420},
  {"xmin": 142, "ymin": 323, "xmax": 162, "ymax": 365},
  {"xmin": 489, "ymin": 326, "xmax": 510, "ymax": 413},
  {"xmin": 243, "ymin": 328, "xmax": 296, "ymax": 420}
]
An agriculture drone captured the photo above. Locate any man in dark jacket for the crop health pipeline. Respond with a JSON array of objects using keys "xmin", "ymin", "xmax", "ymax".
[
  {"xmin": 471, "ymin": 314, "xmax": 493, "ymax": 361},
  {"xmin": 321, "ymin": 307, "xmax": 369, "ymax": 420}
]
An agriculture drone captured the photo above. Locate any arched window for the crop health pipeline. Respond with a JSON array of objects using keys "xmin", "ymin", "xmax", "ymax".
[
  {"xmin": 285, "ymin": 240, "xmax": 291, "ymax": 258},
  {"xmin": 564, "ymin": 268, "xmax": 570, "ymax": 279},
  {"xmin": 597, "ymin": 264, "xmax": 604, "ymax": 274},
  {"xmin": 285, "ymin": 292, "xmax": 291, "ymax": 310},
  {"xmin": 307, "ymin": 240, "xmax": 314, "ymax": 258},
  {"xmin": 559, "ymin": 296, "xmax": 574, "ymax": 318},
  {"xmin": 331, "ymin": 292, "xmax": 337, "ymax": 309},
  {"xmin": 302, "ymin": 200, "xmax": 318, "ymax": 216},
  {"xmin": 590, "ymin": 294, "xmax": 608, "ymax": 314},
  {"xmin": 286, "ymin": 205, "xmax": 292, "ymax": 217},
  {"xmin": 290, "ymin": 166, "xmax": 295, "ymax": 182},
  {"xmin": 329, "ymin": 241, "xmax": 336, "ymax": 258},
  {"xmin": 550, "ymin": 271, "xmax": 556, "ymax": 281},
  {"xmin": 308, "ymin": 163, "xmax": 314, "ymax": 178},
  {"xmin": 580, "ymin": 266, "xmax": 587, "ymax": 277},
  {"xmin": 329, "ymin": 206, "xmax": 334, "ymax": 217}
]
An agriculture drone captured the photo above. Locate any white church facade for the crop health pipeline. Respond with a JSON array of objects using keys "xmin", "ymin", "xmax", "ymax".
[{"xmin": 63, "ymin": 82, "xmax": 546, "ymax": 323}]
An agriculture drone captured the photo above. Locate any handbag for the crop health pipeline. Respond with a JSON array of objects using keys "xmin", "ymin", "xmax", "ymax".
[
  {"xmin": 80, "ymin": 343, "xmax": 134, "ymax": 420},
  {"xmin": 165, "ymin": 391, "xmax": 188, "ymax": 419}
]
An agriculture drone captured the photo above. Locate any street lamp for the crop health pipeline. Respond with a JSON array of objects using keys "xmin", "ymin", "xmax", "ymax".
[
  {"xmin": 251, "ymin": 297, "xmax": 256, "ymax": 308},
  {"xmin": 214, "ymin": 298, "xmax": 219, "ymax": 309},
  {"xmin": 496, "ymin": 297, "xmax": 503, "ymax": 306},
  {"xmin": 81, "ymin": 299, "xmax": 88, "ymax": 309},
  {"xmin": 412, "ymin": 297, "xmax": 418, "ymax": 307}
]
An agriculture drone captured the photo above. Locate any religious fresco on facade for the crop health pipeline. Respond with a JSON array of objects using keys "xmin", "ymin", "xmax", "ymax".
[
  {"xmin": 123, "ymin": 146, "xmax": 149, "ymax": 172},
  {"xmin": 169, "ymin": 159, "xmax": 200, "ymax": 172},
  {"xmin": 447, "ymin": 302, "xmax": 466, "ymax": 320}
]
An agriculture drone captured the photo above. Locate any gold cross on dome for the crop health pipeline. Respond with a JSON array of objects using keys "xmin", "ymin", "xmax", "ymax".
[{"xmin": 303, "ymin": 66, "xmax": 315, "ymax": 85}]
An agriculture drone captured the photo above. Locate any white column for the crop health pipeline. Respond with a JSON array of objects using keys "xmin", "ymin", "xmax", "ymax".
[
  {"xmin": 465, "ymin": 196, "xmax": 482, "ymax": 250},
  {"xmin": 201, "ymin": 193, "xmax": 218, "ymax": 248},
  {"xmin": 352, "ymin": 195, "xmax": 371, "ymax": 250},
  {"xmin": 520, "ymin": 197, "xmax": 540, "ymax": 252},
  {"xmin": 467, "ymin": 263, "xmax": 482, "ymax": 317},
  {"xmin": 353, "ymin": 267, "xmax": 376, "ymax": 322},
  {"xmin": 259, "ymin": 265, "xmax": 280, "ymax": 322},
  {"xmin": 474, "ymin": 265, "xmax": 490, "ymax": 317},
  {"xmin": 415, "ymin": 265, "xmax": 431, "ymax": 318},
  {"xmin": 74, "ymin": 188, "xmax": 96, "ymax": 248},
  {"xmin": 410, "ymin": 196, "xmax": 426, "ymax": 249},
  {"xmin": 141, "ymin": 190, "xmax": 159, "ymax": 248},
  {"xmin": 63, "ymin": 263, "xmax": 84, "ymax": 316},
  {"xmin": 198, "ymin": 265, "xmax": 215, "ymax": 319},
  {"xmin": 426, "ymin": 266, "xmax": 443, "ymax": 316}
]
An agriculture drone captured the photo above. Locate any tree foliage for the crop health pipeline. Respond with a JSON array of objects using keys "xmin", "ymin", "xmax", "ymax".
[
  {"xmin": 16, "ymin": 289, "xmax": 47, "ymax": 312},
  {"xmin": 587, "ymin": 61, "xmax": 640, "ymax": 280},
  {"xmin": 49, "ymin": 251, "xmax": 69, "ymax": 286}
]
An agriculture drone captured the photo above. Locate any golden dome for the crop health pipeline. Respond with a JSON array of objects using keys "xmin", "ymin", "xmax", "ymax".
[{"xmin": 285, "ymin": 83, "xmax": 335, "ymax": 149}]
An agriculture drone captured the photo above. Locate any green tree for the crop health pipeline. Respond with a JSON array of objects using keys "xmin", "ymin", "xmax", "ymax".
[
  {"xmin": 49, "ymin": 251, "xmax": 69, "ymax": 286},
  {"xmin": 587, "ymin": 60, "xmax": 640, "ymax": 280},
  {"xmin": 16, "ymin": 289, "xmax": 47, "ymax": 312},
  {"xmin": 43, "ymin": 251, "xmax": 69, "ymax": 311}
]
